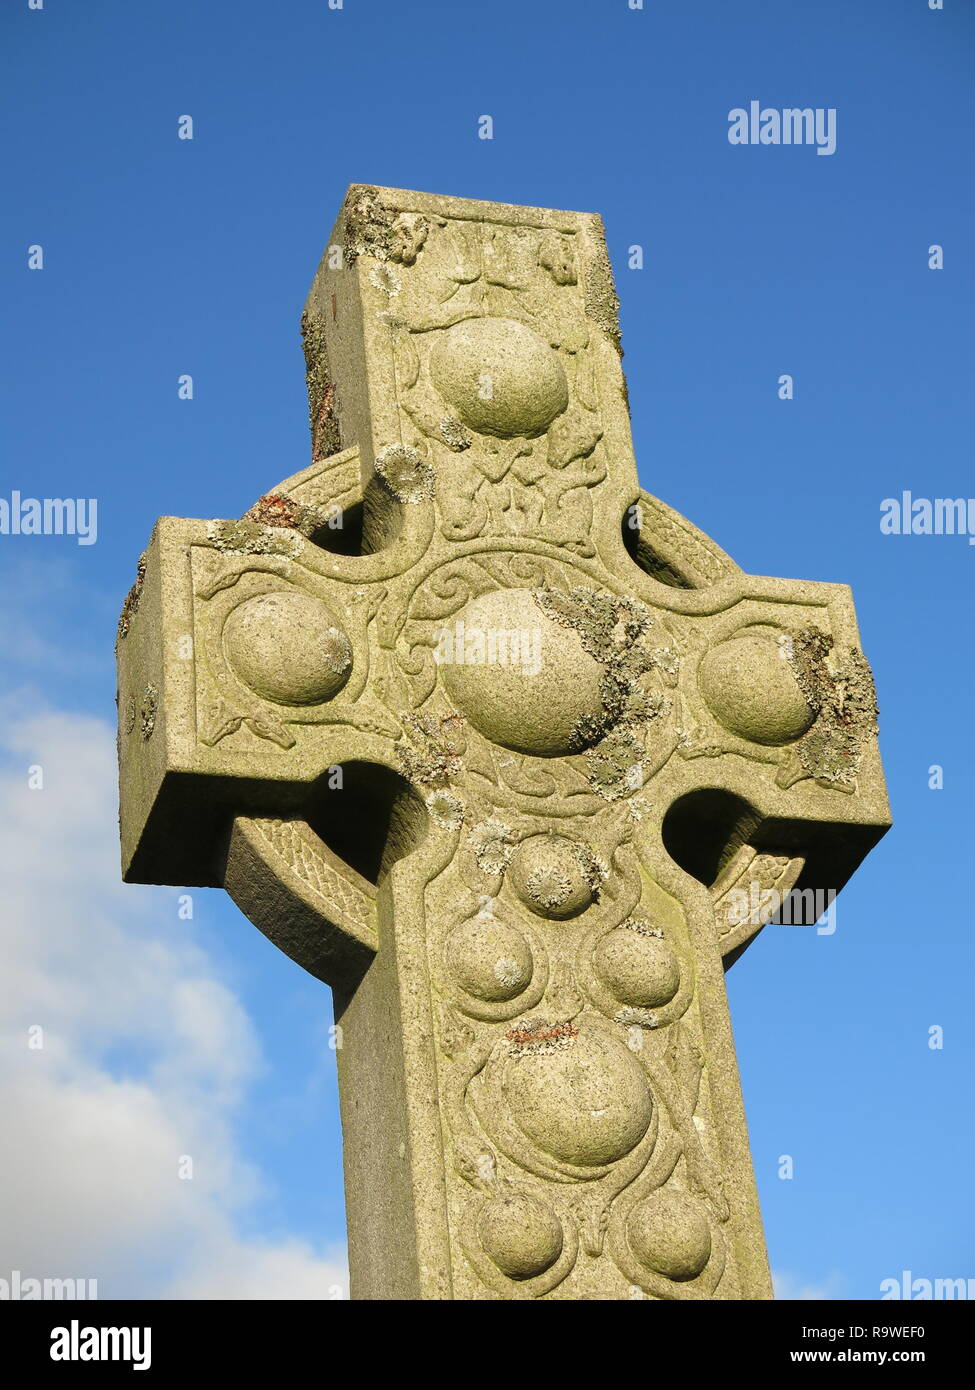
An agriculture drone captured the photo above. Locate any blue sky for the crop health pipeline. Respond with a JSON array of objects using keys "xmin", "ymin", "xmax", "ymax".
[{"xmin": 1, "ymin": 0, "xmax": 972, "ymax": 1299}]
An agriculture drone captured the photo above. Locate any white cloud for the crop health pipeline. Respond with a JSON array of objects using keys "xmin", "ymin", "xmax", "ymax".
[
  {"xmin": 0, "ymin": 700, "xmax": 348, "ymax": 1298},
  {"xmin": 168, "ymin": 1239, "xmax": 348, "ymax": 1301},
  {"xmin": 774, "ymin": 1269, "xmax": 845, "ymax": 1300}
]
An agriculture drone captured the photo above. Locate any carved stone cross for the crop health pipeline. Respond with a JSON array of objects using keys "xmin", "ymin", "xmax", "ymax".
[{"xmin": 117, "ymin": 185, "xmax": 890, "ymax": 1300}]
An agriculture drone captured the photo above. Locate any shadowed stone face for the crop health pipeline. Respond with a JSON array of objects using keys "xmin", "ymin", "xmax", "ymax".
[{"xmin": 116, "ymin": 184, "xmax": 890, "ymax": 1301}]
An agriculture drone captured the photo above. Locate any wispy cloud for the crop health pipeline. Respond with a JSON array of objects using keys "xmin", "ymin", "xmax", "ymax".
[{"xmin": 774, "ymin": 1269, "xmax": 846, "ymax": 1301}]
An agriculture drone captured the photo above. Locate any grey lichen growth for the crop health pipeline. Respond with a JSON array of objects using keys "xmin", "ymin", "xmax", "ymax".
[
  {"xmin": 117, "ymin": 550, "xmax": 147, "ymax": 641},
  {"xmin": 622, "ymin": 918, "xmax": 665, "ymax": 939},
  {"xmin": 369, "ymin": 264, "xmax": 401, "ymax": 297},
  {"xmin": 471, "ymin": 818, "xmax": 515, "ymax": 875},
  {"xmin": 343, "ymin": 186, "xmax": 396, "ymax": 264},
  {"xmin": 784, "ymin": 627, "xmax": 830, "ymax": 715},
  {"xmin": 525, "ymin": 864, "xmax": 573, "ymax": 912},
  {"xmin": 653, "ymin": 645, "xmax": 680, "ymax": 678},
  {"xmin": 395, "ymin": 712, "xmax": 466, "ymax": 786},
  {"xmin": 535, "ymin": 585, "xmax": 649, "ymax": 658},
  {"xmin": 205, "ymin": 518, "xmax": 304, "ymax": 559},
  {"xmin": 585, "ymin": 727, "xmax": 646, "ymax": 801},
  {"xmin": 493, "ymin": 957, "xmax": 523, "ymax": 990},
  {"xmin": 616, "ymin": 1006, "xmax": 659, "ymax": 1030},
  {"xmin": 426, "ymin": 788, "xmax": 465, "ymax": 830},
  {"xmin": 343, "ymin": 189, "xmax": 429, "ymax": 268},
  {"xmin": 574, "ymin": 842, "xmax": 609, "ymax": 893},
  {"xmin": 140, "ymin": 682, "xmax": 158, "ymax": 741},
  {"xmin": 321, "ymin": 628, "xmax": 353, "ymax": 677},
  {"xmin": 524, "ymin": 840, "xmax": 606, "ymax": 911},
  {"xmin": 375, "ymin": 444, "xmax": 435, "ymax": 503},
  {"xmin": 438, "ymin": 416, "xmax": 472, "ymax": 451},
  {"xmin": 786, "ymin": 627, "xmax": 880, "ymax": 788},
  {"xmin": 534, "ymin": 586, "xmax": 674, "ymax": 799}
]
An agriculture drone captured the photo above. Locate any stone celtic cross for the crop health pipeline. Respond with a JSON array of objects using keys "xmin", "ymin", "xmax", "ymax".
[{"xmin": 116, "ymin": 186, "xmax": 890, "ymax": 1300}]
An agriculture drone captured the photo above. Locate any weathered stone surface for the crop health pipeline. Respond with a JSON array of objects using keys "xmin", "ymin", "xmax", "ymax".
[{"xmin": 116, "ymin": 185, "xmax": 890, "ymax": 1300}]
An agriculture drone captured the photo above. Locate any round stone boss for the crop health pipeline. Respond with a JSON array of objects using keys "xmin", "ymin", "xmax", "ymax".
[
  {"xmin": 429, "ymin": 317, "xmax": 569, "ymax": 439},
  {"xmin": 698, "ymin": 627, "xmax": 816, "ymax": 746},
  {"xmin": 438, "ymin": 588, "xmax": 605, "ymax": 758},
  {"xmin": 626, "ymin": 1188, "xmax": 712, "ymax": 1282},
  {"xmin": 593, "ymin": 924, "xmax": 681, "ymax": 1009},
  {"xmin": 507, "ymin": 833, "xmax": 599, "ymax": 920},
  {"xmin": 444, "ymin": 914, "xmax": 534, "ymax": 1003},
  {"xmin": 222, "ymin": 590, "xmax": 353, "ymax": 707},
  {"xmin": 504, "ymin": 1029, "xmax": 653, "ymax": 1168},
  {"xmin": 477, "ymin": 1191, "xmax": 564, "ymax": 1281}
]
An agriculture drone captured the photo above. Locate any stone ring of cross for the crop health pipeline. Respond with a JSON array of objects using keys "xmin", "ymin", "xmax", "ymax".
[{"xmin": 116, "ymin": 185, "xmax": 890, "ymax": 1301}]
